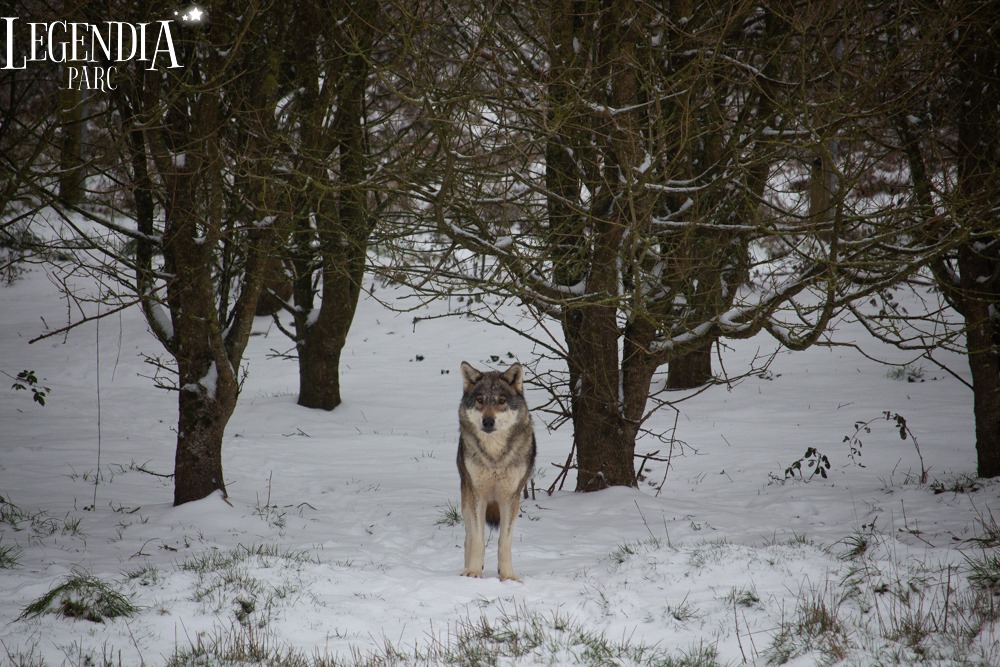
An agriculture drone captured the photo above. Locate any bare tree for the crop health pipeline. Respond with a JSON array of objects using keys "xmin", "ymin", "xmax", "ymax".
[
  {"xmin": 113, "ymin": 2, "xmax": 295, "ymax": 504},
  {"xmin": 5, "ymin": 1, "xmax": 302, "ymax": 504},
  {"xmin": 0, "ymin": 3, "xmax": 63, "ymax": 282},
  {"xmin": 265, "ymin": 0, "xmax": 380, "ymax": 411},
  {"xmin": 856, "ymin": 4, "xmax": 1000, "ymax": 478},
  {"xmin": 386, "ymin": 1, "xmax": 962, "ymax": 491}
]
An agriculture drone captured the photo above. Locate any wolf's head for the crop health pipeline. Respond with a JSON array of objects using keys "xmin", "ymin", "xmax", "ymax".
[{"xmin": 459, "ymin": 361, "xmax": 528, "ymax": 435}]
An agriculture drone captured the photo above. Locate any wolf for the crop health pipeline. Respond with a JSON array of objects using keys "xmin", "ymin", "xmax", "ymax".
[{"xmin": 457, "ymin": 361, "xmax": 536, "ymax": 582}]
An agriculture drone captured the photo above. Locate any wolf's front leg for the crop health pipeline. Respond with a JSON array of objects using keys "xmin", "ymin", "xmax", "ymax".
[
  {"xmin": 460, "ymin": 488, "xmax": 485, "ymax": 577},
  {"xmin": 496, "ymin": 493, "xmax": 521, "ymax": 582}
]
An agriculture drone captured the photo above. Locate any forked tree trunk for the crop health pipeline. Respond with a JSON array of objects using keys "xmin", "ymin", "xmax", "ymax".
[
  {"xmin": 117, "ymin": 2, "xmax": 288, "ymax": 506},
  {"xmin": 548, "ymin": 0, "xmax": 657, "ymax": 491},
  {"xmin": 297, "ymin": 314, "xmax": 351, "ymax": 411},
  {"xmin": 565, "ymin": 301, "xmax": 638, "ymax": 491},
  {"xmin": 290, "ymin": 1, "xmax": 374, "ymax": 411},
  {"xmin": 165, "ymin": 186, "xmax": 247, "ymax": 505}
]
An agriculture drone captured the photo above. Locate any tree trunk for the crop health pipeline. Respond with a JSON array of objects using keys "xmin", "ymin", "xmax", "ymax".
[
  {"xmin": 293, "ymin": 1, "xmax": 374, "ymax": 411},
  {"xmin": 294, "ymin": 215, "xmax": 367, "ymax": 411},
  {"xmin": 297, "ymin": 323, "xmax": 348, "ymax": 411},
  {"xmin": 165, "ymin": 174, "xmax": 242, "ymax": 504},
  {"xmin": 255, "ymin": 257, "xmax": 292, "ymax": 317},
  {"xmin": 573, "ymin": 398, "xmax": 636, "ymax": 490},
  {"xmin": 110, "ymin": 1, "xmax": 287, "ymax": 506},
  {"xmin": 666, "ymin": 341, "xmax": 713, "ymax": 390},
  {"xmin": 568, "ymin": 165, "xmax": 637, "ymax": 490},
  {"xmin": 959, "ymin": 252, "xmax": 1000, "ymax": 478},
  {"xmin": 58, "ymin": 86, "xmax": 85, "ymax": 205},
  {"xmin": 954, "ymin": 15, "xmax": 1000, "ymax": 478},
  {"xmin": 566, "ymin": 303, "xmax": 637, "ymax": 491},
  {"xmin": 174, "ymin": 383, "xmax": 236, "ymax": 504}
]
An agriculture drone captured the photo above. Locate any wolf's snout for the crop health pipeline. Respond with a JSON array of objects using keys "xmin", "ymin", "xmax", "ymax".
[{"xmin": 481, "ymin": 416, "xmax": 495, "ymax": 432}]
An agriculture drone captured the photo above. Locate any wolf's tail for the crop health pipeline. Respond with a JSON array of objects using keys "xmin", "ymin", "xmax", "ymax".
[{"xmin": 485, "ymin": 501, "xmax": 500, "ymax": 528}]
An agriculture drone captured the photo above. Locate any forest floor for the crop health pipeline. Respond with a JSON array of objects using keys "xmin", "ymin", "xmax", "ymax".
[{"xmin": 1, "ymin": 260, "xmax": 998, "ymax": 666}]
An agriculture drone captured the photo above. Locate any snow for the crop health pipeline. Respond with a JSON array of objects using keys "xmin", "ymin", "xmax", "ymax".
[
  {"xmin": 147, "ymin": 301, "xmax": 174, "ymax": 340},
  {"xmin": 0, "ymin": 262, "xmax": 997, "ymax": 665},
  {"xmin": 181, "ymin": 361, "xmax": 218, "ymax": 399}
]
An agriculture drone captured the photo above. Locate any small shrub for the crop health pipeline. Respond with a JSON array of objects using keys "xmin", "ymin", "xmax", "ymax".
[
  {"xmin": 18, "ymin": 569, "xmax": 138, "ymax": 623},
  {"xmin": 784, "ymin": 447, "xmax": 831, "ymax": 480},
  {"xmin": 9, "ymin": 369, "xmax": 50, "ymax": 406},
  {"xmin": 0, "ymin": 539, "xmax": 21, "ymax": 569},
  {"xmin": 666, "ymin": 596, "xmax": 701, "ymax": 622},
  {"xmin": 844, "ymin": 411, "xmax": 927, "ymax": 483},
  {"xmin": 929, "ymin": 473, "xmax": 982, "ymax": 495},
  {"xmin": 965, "ymin": 550, "xmax": 1000, "ymax": 592},
  {"xmin": 767, "ymin": 586, "xmax": 849, "ymax": 665},
  {"xmin": 436, "ymin": 500, "xmax": 462, "ymax": 526},
  {"xmin": 838, "ymin": 524, "xmax": 881, "ymax": 561},
  {"xmin": 0, "ymin": 495, "xmax": 26, "ymax": 526},
  {"xmin": 726, "ymin": 586, "xmax": 761, "ymax": 608},
  {"xmin": 886, "ymin": 363, "xmax": 925, "ymax": 382},
  {"xmin": 609, "ymin": 537, "xmax": 660, "ymax": 566},
  {"xmin": 970, "ymin": 509, "xmax": 1000, "ymax": 548}
]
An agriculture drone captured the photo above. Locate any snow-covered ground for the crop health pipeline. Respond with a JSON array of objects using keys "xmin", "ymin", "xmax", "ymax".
[{"xmin": 1, "ymin": 260, "xmax": 997, "ymax": 666}]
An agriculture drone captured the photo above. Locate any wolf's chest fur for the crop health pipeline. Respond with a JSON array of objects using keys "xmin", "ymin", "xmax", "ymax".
[{"xmin": 461, "ymin": 421, "xmax": 532, "ymax": 465}]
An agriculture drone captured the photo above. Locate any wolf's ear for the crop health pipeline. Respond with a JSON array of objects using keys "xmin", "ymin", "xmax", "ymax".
[
  {"xmin": 501, "ymin": 362, "xmax": 524, "ymax": 394},
  {"xmin": 460, "ymin": 361, "xmax": 482, "ymax": 392}
]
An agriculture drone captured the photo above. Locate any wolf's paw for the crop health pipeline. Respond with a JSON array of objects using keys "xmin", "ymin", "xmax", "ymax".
[
  {"xmin": 460, "ymin": 568, "xmax": 483, "ymax": 578},
  {"xmin": 499, "ymin": 571, "xmax": 522, "ymax": 583}
]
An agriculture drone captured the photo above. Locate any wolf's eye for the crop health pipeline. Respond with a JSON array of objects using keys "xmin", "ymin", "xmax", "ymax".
[
  {"xmin": 497, "ymin": 397, "xmax": 507, "ymax": 405},
  {"xmin": 475, "ymin": 395, "xmax": 485, "ymax": 405}
]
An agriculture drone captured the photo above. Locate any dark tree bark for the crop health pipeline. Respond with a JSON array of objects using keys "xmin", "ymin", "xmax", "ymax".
[
  {"xmin": 885, "ymin": 6, "xmax": 1000, "ymax": 479},
  {"xmin": 544, "ymin": 0, "xmax": 647, "ymax": 490},
  {"xmin": 156, "ymin": 85, "xmax": 275, "ymax": 505},
  {"xmin": 283, "ymin": 0, "xmax": 377, "ymax": 411},
  {"xmin": 666, "ymin": 342, "xmax": 713, "ymax": 390},
  {"xmin": 164, "ymin": 167, "xmax": 230, "ymax": 503},
  {"xmin": 566, "ymin": 265, "xmax": 638, "ymax": 490},
  {"xmin": 954, "ymin": 16, "xmax": 1000, "ymax": 478},
  {"xmin": 255, "ymin": 257, "xmax": 292, "ymax": 317},
  {"xmin": 958, "ymin": 245, "xmax": 1000, "ymax": 478},
  {"xmin": 543, "ymin": 0, "xmax": 766, "ymax": 489},
  {"xmin": 112, "ymin": 2, "xmax": 287, "ymax": 505},
  {"xmin": 57, "ymin": 86, "xmax": 85, "ymax": 206}
]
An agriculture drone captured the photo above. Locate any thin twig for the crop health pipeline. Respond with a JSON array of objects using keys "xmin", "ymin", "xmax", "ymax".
[
  {"xmin": 134, "ymin": 464, "xmax": 174, "ymax": 479},
  {"xmin": 547, "ymin": 441, "xmax": 576, "ymax": 495},
  {"xmin": 734, "ymin": 598, "xmax": 747, "ymax": 664},
  {"xmin": 635, "ymin": 450, "xmax": 660, "ymax": 484},
  {"xmin": 29, "ymin": 298, "xmax": 138, "ymax": 344}
]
